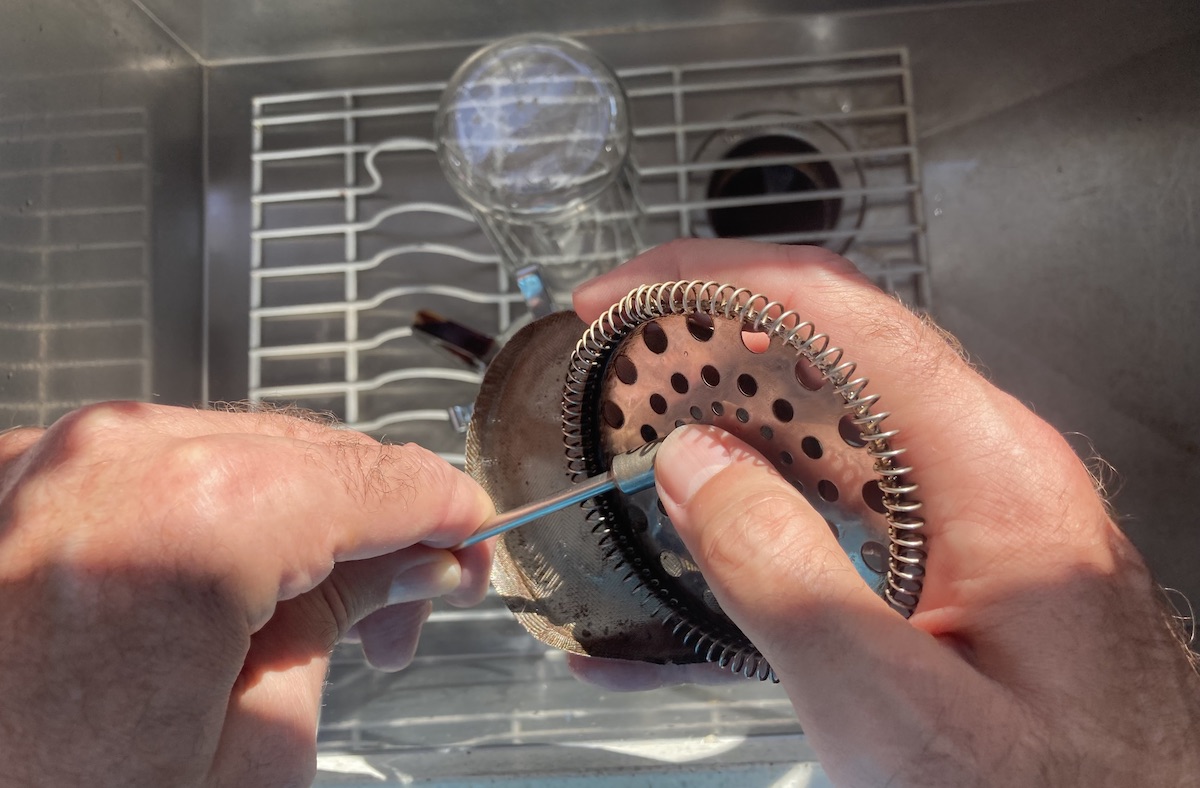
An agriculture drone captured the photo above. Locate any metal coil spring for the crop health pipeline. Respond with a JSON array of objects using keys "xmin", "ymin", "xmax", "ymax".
[{"xmin": 562, "ymin": 282, "xmax": 928, "ymax": 650}]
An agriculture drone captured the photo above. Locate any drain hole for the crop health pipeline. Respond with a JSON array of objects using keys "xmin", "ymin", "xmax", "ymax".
[
  {"xmin": 712, "ymin": 401, "xmax": 725, "ymax": 416},
  {"xmin": 602, "ymin": 401, "xmax": 625, "ymax": 429},
  {"xmin": 737, "ymin": 373, "xmax": 758, "ymax": 397},
  {"xmin": 687, "ymin": 312, "xmax": 715, "ymax": 342},
  {"xmin": 863, "ymin": 480, "xmax": 888, "ymax": 514},
  {"xmin": 649, "ymin": 393, "xmax": 668, "ymax": 414},
  {"xmin": 661, "ymin": 550, "xmax": 685, "ymax": 577},
  {"xmin": 701, "ymin": 365, "xmax": 721, "ymax": 387},
  {"xmin": 706, "ymin": 134, "xmax": 842, "ymax": 244},
  {"xmin": 801, "ymin": 436, "xmax": 823, "ymax": 460},
  {"xmin": 760, "ymin": 425, "xmax": 774, "ymax": 440},
  {"xmin": 628, "ymin": 507, "xmax": 649, "ymax": 533},
  {"xmin": 643, "ymin": 323, "xmax": 669, "ymax": 354},
  {"xmin": 735, "ymin": 407, "xmax": 750, "ymax": 423},
  {"xmin": 614, "ymin": 355, "xmax": 638, "ymax": 385},
  {"xmin": 640, "ymin": 424, "xmax": 659, "ymax": 443},
  {"xmin": 795, "ymin": 358, "xmax": 825, "ymax": 391},
  {"xmin": 671, "ymin": 373, "xmax": 689, "ymax": 394},
  {"xmin": 740, "ymin": 329, "xmax": 770, "ymax": 354},
  {"xmin": 689, "ymin": 405, "xmax": 704, "ymax": 420},
  {"xmin": 839, "ymin": 415, "xmax": 866, "ymax": 447},
  {"xmin": 772, "ymin": 398, "xmax": 794, "ymax": 422},
  {"xmin": 780, "ymin": 451, "xmax": 794, "ymax": 465},
  {"xmin": 861, "ymin": 541, "xmax": 888, "ymax": 574},
  {"xmin": 818, "ymin": 479, "xmax": 840, "ymax": 502}
]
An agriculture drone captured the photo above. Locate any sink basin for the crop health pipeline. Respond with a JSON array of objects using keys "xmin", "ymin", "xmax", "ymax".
[{"xmin": 3, "ymin": 0, "xmax": 1199, "ymax": 783}]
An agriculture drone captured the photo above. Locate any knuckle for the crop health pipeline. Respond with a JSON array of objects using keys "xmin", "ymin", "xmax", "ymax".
[
  {"xmin": 321, "ymin": 436, "xmax": 388, "ymax": 503},
  {"xmin": 315, "ymin": 573, "xmax": 355, "ymax": 645},
  {"xmin": 321, "ymin": 438, "xmax": 464, "ymax": 522},
  {"xmin": 154, "ymin": 436, "xmax": 244, "ymax": 524},
  {"xmin": 48, "ymin": 401, "xmax": 158, "ymax": 452},
  {"xmin": 379, "ymin": 442, "xmax": 456, "ymax": 504},
  {"xmin": 0, "ymin": 426, "xmax": 45, "ymax": 465},
  {"xmin": 161, "ymin": 435, "xmax": 231, "ymax": 485}
]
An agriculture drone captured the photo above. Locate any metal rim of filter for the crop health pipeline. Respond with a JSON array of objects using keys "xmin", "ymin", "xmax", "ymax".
[{"xmin": 561, "ymin": 281, "xmax": 927, "ymax": 679}]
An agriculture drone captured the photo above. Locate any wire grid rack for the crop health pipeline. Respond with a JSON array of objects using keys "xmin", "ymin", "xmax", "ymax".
[
  {"xmin": 0, "ymin": 109, "xmax": 152, "ymax": 429},
  {"xmin": 249, "ymin": 46, "xmax": 927, "ymax": 465}
]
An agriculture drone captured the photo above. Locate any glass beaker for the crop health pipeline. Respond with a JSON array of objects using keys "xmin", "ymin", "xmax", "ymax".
[{"xmin": 435, "ymin": 34, "xmax": 643, "ymax": 309}]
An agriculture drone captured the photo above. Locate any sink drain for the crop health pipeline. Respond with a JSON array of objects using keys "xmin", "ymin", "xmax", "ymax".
[
  {"xmin": 707, "ymin": 134, "xmax": 842, "ymax": 243},
  {"xmin": 691, "ymin": 113, "xmax": 864, "ymax": 254}
]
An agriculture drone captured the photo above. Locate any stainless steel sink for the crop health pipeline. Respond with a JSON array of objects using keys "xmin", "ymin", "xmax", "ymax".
[{"xmin": 3, "ymin": 0, "xmax": 1199, "ymax": 783}]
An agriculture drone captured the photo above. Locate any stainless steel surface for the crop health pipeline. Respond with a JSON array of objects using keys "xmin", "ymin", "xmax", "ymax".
[
  {"xmin": 132, "ymin": 0, "xmax": 985, "ymax": 65},
  {"xmin": 2, "ymin": 0, "xmax": 1199, "ymax": 784},
  {"xmin": 1, "ymin": 0, "xmax": 203, "ymax": 429},
  {"xmin": 456, "ymin": 441, "xmax": 659, "ymax": 549}
]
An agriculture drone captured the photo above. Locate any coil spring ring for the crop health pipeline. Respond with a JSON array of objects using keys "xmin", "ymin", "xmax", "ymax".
[{"xmin": 562, "ymin": 282, "xmax": 928, "ymax": 674}]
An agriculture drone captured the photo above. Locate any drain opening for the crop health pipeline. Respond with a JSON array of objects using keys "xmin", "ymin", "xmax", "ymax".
[{"xmin": 706, "ymin": 134, "xmax": 842, "ymax": 244}]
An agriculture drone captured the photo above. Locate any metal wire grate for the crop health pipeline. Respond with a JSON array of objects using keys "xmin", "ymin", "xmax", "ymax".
[
  {"xmin": 248, "ymin": 47, "xmax": 927, "ymax": 461},
  {"xmin": 0, "ymin": 109, "xmax": 152, "ymax": 428}
]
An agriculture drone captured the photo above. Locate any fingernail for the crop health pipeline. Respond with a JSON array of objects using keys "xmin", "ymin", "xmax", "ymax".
[
  {"xmin": 442, "ymin": 555, "xmax": 483, "ymax": 607},
  {"xmin": 387, "ymin": 555, "xmax": 461, "ymax": 605},
  {"xmin": 655, "ymin": 425, "xmax": 740, "ymax": 510}
]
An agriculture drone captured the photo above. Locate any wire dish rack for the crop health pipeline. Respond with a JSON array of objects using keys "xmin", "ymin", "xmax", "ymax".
[
  {"xmin": 249, "ymin": 46, "xmax": 927, "ymax": 457},
  {"xmin": 249, "ymin": 46, "xmax": 926, "ymax": 782}
]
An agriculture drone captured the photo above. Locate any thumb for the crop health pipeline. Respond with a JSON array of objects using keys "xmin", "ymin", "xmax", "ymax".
[{"xmin": 654, "ymin": 426, "xmax": 950, "ymax": 715}]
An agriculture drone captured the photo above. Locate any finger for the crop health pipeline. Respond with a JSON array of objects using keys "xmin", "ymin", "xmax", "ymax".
[
  {"xmin": 567, "ymin": 653, "xmax": 741, "ymax": 691},
  {"xmin": 242, "ymin": 547, "xmax": 462, "ymax": 677},
  {"xmin": 445, "ymin": 540, "xmax": 494, "ymax": 607},
  {"xmin": 157, "ymin": 433, "xmax": 493, "ymax": 620},
  {"xmin": 654, "ymin": 424, "xmax": 988, "ymax": 773},
  {"xmin": 0, "ymin": 426, "xmax": 44, "ymax": 474},
  {"xmin": 356, "ymin": 601, "xmax": 434, "ymax": 671},
  {"xmin": 574, "ymin": 240, "xmax": 1111, "ymax": 566},
  {"xmin": 656, "ymin": 425, "xmax": 917, "ymax": 659},
  {"xmin": 208, "ymin": 656, "xmax": 327, "ymax": 788}
]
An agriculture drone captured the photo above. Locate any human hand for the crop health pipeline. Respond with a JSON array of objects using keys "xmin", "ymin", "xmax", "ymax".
[
  {"xmin": 571, "ymin": 239, "xmax": 1200, "ymax": 786},
  {"xmin": 0, "ymin": 403, "xmax": 494, "ymax": 787}
]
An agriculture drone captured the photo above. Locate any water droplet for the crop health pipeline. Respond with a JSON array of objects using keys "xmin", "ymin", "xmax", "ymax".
[{"xmin": 933, "ymin": 207, "xmax": 944, "ymax": 217}]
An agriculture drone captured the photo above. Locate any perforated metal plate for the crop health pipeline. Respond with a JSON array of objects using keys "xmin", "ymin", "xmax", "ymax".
[
  {"xmin": 593, "ymin": 312, "xmax": 892, "ymax": 629},
  {"xmin": 471, "ymin": 283, "xmax": 925, "ymax": 678}
]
